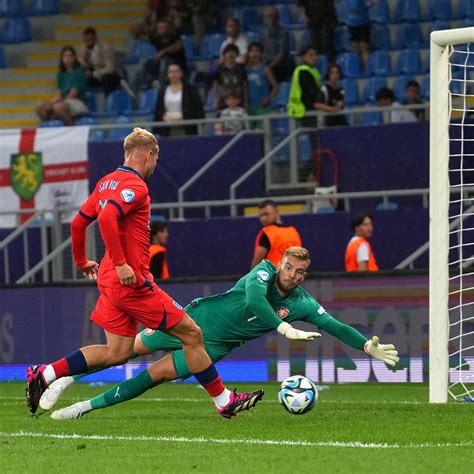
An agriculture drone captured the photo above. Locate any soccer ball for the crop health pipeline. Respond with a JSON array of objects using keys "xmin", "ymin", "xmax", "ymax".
[{"xmin": 278, "ymin": 375, "xmax": 318, "ymax": 415}]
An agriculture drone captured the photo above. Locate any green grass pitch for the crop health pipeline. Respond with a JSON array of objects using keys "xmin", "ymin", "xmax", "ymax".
[{"xmin": 0, "ymin": 382, "xmax": 472, "ymax": 473}]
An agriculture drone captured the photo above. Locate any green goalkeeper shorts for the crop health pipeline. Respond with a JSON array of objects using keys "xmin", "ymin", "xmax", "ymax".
[{"xmin": 139, "ymin": 328, "xmax": 231, "ymax": 380}]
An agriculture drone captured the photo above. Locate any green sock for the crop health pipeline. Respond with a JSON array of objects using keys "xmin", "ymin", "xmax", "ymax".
[{"xmin": 90, "ymin": 369, "xmax": 154, "ymax": 410}]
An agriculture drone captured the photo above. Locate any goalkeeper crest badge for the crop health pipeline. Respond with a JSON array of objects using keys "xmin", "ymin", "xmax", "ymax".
[
  {"xmin": 277, "ymin": 307, "xmax": 289, "ymax": 319},
  {"xmin": 144, "ymin": 328, "xmax": 155, "ymax": 336}
]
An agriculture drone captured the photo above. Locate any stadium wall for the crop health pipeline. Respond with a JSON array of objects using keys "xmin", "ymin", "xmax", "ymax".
[{"xmin": 1, "ymin": 271, "xmax": 458, "ymax": 384}]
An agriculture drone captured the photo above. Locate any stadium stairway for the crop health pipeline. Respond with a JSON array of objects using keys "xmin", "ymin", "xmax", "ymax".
[{"xmin": 0, "ymin": 0, "xmax": 142, "ymax": 128}]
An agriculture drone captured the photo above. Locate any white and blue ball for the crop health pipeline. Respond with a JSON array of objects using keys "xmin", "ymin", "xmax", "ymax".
[{"xmin": 278, "ymin": 375, "xmax": 318, "ymax": 415}]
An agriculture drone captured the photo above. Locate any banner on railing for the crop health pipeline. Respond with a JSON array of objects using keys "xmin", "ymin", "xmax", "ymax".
[{"xmin": 0, "ymin": 126, "xmax": 90, "ymax": 227}]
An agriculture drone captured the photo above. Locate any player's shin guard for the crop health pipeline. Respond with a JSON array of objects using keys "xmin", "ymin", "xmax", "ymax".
[
  {"xmin": 193, "ymin": 364, "xmax": 228, "ymax": 398},
  {"xmin": 43, "ymin": 350, "xmax": 89, "ymax": 385},
  {"xmin": 90, "ymin": 369, "xmax": 155, "ymax": 410}
]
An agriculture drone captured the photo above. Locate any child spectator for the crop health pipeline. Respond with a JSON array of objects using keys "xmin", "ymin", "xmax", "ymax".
[
  {"xmin": 218, "ymin": 90, "xmax": 248, "ymax": 134},
  {"xmin": 404, "ymin": 80, "xmax": 425, "ymax": 121},
  {"xmin": 316, "ymin": 63, "xmax": 347, "ymax": 126},
  {"xmin": 375, "ymin": 87, "xmax": 417, "ymax": 124},
  {"xmin": 219, "ymin": 18, "xmax": 249, "ymax": 64}
]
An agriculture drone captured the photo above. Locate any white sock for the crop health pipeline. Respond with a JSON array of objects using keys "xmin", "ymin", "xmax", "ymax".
[
  {"xmin": 76, "ymin": 400, "xmax": 92, "ymax": 414},
  {"xmin": 213, "ymin": 388, "xmax": 232, "ymax": 409},
  {"xmin": 42, "ymin": 365, "xmax": 57, "ymax": 385}
]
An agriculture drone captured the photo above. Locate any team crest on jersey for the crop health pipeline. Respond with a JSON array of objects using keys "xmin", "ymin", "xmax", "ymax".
[
  {"xmin": 144, "ymin": 328, "xmax": 155, "ymax": 336},
  {"xmin": 257, "ymin": 270, "xmax": 270, "ymax": 281},
  {"xmin": 120, "ymin": 188, "xmax": 135, "ymax": 203},
  {"xmin": 277, "ymin": 307, "xmax": 289, "ymax": 319}
]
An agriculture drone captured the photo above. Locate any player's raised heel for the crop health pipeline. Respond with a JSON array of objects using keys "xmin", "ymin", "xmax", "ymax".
[
  {"xmin": 216, "ymin": 389, "xmax": 265, "ymax": 419},
  {"xmin": 25, "ymin": 364, "xmax": 47, "ymax": 414}
]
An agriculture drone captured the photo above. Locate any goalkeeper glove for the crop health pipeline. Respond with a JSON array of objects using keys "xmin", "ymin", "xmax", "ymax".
[
  {"xmin": 277, "ymin": 322, "xmax": 321, "ymax": 341},
  {"xmin": 364, "ymin": 336, "xmax": 399, "ymax": 366}
]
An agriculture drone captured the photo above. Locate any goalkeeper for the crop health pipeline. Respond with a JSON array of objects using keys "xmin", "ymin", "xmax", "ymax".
[{"xmin": 44, "ymin": 246, "xmax": 399, "ymax": 419}]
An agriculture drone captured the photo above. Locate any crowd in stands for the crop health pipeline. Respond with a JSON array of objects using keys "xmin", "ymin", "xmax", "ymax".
[{"xmin": 33, "ymin": 0, "xmax": 440, "ymax": 130}]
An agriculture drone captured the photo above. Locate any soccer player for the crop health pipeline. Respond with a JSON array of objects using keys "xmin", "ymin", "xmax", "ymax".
[
  {"xmin": 26, "ymin": 127, "xmax": 263, "ymax": 419},
  {"xmin": 42, "ymin": 246, "xmax": 399, "ymax": 420}
]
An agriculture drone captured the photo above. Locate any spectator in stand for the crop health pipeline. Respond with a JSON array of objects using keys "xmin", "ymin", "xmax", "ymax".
[
  {"xmin": 214, "ymin": 43, "xmax": 247, "ymax": 109},
  {"xmin": 154, "ymin": 62, "xmax": 204, "ymax": 136},
  {"xmin": 142, "ymin": 18, "xmax": 187, "ymax": 90},
  {"xmin": 403, "ymin": 80, "xmax": 425, "ymax": 121},
  {"xmin": 251, "ymin": 199, "xmax": 302, "ymax": 268},
  {"xmin": 36, "ymin": 46, "xmax": 88, "ymax": 126},
  {"xmin": 218, "ymin": 90, "xmax": 248, "ymax": 134},
  {"xmin": 219, "ymin": 18, "xmax": 248, "ymax": 64},
  {"xmin": 189, "ymin": 0, "xmax": 219, "ymax": 44},
  {"xmin": 297, "ymin": 0, "xmax": 337, "ymax": 61},
  {"xmin": 345, "ymin": 212, "xmax": 379, "ymax": 272},
  {"xmin": 130, "ymin": 0, "xmax": 168, "ymax": 40},
  {"xmin": 316, "ymin": 63, "xmax": 347, "ymax": 126},
  {"xmin": 246, "ymin": 42, "xmax": 278, "ymax": 116},
  {"xmin": 375, "ymin": 87, "xmax": 417, "ymax": 124},
  {"xmin": 149, "ymin": 221, "xmax": 170, "ymax": 280},
  {"xmin": 259, "ymin": 6, "xmax": 293, "ymax": 82}
]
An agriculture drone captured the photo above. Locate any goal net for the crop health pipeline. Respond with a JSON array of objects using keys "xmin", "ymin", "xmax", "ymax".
[{"xmin": 430, "ymin": 27, "xmax": 474, "ymax": 403}]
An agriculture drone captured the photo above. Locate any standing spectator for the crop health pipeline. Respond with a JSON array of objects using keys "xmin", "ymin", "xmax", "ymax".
[
  {"xmin": 78, "ymin": 27, "xmax": 124, "ymax": 96},
  {"xmin": 218, "ymin": 90, "xmax": 248, "ymax": 134},
  {"xmin": 219, "ymin": 18, "xmax": 248, "ymax": 64},
  {"xmin": 375, "ymin": 87, "xmax": 417, "ymax": 124},
  {"xmin": 316, "ymin": 63, "xmax": 347, "ymax": 126},
  {"xmin": 403, "ymin": 80, "xmax": 425, "ymax": 121},
  {"xmin": 297, "ymin": 0, "xmax": 337, "ymax": 60},
  {"xmin": 154, "ymin": 63, "xmax": 204, "ymax": 136},
  {"xmin": 345, "ymin": 212, "xmax": 379, "ymax": 272},
  {"xmin": 214, "ymin": 43, "xmax": 247, "ymax": 109},
  {"xmin": 149, "ymin": 221, "xmax": 170, "ymax": 280},
  {"xmin": 35, "ymin": 46, "xmax": 88, "ymax": 125},
  {"xmin": 259, "ymin": 6, "xmax": 293, "ymax": 82},
  {"xmin": 142, "ymin": 18, "xmax": 187, "ymax": 90},
  {"xmin": 188, "ymin": 0, "xmax": 219, "ymax": 44},
  {"xmin": 246, "ymin": 42, "xmax": 278, "ymax": 116},
  {"xmin": 130, "ymin": 1, "xmax": 168, "ymax": 40},
  {"xmin": 251, "ymin": 199, "xmax": 302, "ymax": 268}
]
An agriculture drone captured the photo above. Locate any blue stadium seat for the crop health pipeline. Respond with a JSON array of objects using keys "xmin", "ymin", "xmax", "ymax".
[
  {"xmin": 317, "ymin": 54, "xmax": 328, "ymax": 77},
  {"xmin": 276, "ymin": 5, "xmax": 292, "ymax": 27},
  {"xmin": 270, "ymin": 81, "xmax": 291, "ymax": 109},
  {"xmin": 340, "ymin": 78, "xmax": 360, "ymax": 106},
  {"xmin": 336, "ymin": 52, "xmax": 361, "ymax": 79},
  {"xmin": 0, "ymin": 0, "xmax": 24, "ymax": 17},
  {"xmin": 334, "ymin": 26, "xmax": 351, "ymax": 53},
  {"xmin": 75, "ymin": 116, "xmax": 105, "ymax": 141},
  {"xmin": 358, "ymin": 111, "xmax": 382, "ymax": 125},
  {"xmin": 460, "ymin": 0, "xmax": 474, "ymax": 19},
  {"xmin": 334, "ymin": 0, "xmax": 347, "ymax": 24},
  {"xmin": 392, "ymin": 75, "xmax": 413, "ymax": 102},
  {"xmin": 450, "ymin": 70, "xmax": 465, "ymax": 96},
  {"xmin": 362, "ymin": 76, "xmax": 387, "ymax": 103},
  {"xmin": 1, "ymin": 17, "xmax": 32, "ymax": 43},
  {"xmin": 76, "ymin": 116, "xmax": 97, "ymax": 126},
  {"xmin": 181, "ymin": 34, "xmax": 195, "ymax": 61},
  {"xmin": 93, "ymin": 90, "xmax": 133, "ymax": 118},
  {"xmin": 369, "ymin": 0, "xmax": 390, "ymax": 23},
  {"xmin": 124, "ymin": 88, "xmax": 158, "ymax": 116},
  {"xmin": 122, "ymin": 40, "xmax": 156, "ymax": 65},
  {"xmin": 393, "ymin": 23, "xmax": 422, "ymax": 49},
  {"xmin": 393, "ymin": 0, "xmax": 421, "ymax": 22},
  {"xmin": 421, "ymin": 75, "xmax": 430, "ymax": 100},
  {"xmin": 108, "ymin": 115, "xmax": 133, "ymax": 140},
  {"xmin": 376, "ymin": 201, "xmax": 399, "ymax": 210},
  {"xmin": 367, "ymin": 51, "xmax": 391, "ymax": 76},
  {"xmin": 84, "ymin": 91, "xmax": 98, "ymax": 113},
  {"xmin": 196, "ymin": 33, "xmax": 225, "ymax": 60},
  {"xmin": 396, "ymin": 49, "xmax": 422, "ymax": 75},
  {"xmin": 298, "ymin": 134, "xmax": 312, "ymax": 162},
  {"xmin": 271, "ymin": 112, "xmax": 289, "ymax": 136},
  {"xmin": 429, "ymin": 0, "xmax": 454, "ymax": 21},
  {"xmin": 316, "ymin": 206, "xmax": 336, "ymax": 214},
  {"xmin": 39, "ymin": 120, "xmax": 65, "ymax": 127},
  {"xmin": 245, "ymin": 30, "xmax": 259, "ymax": 44},
  {"xmin": 241, "ymin": 8, "xmax": 260, "ymax": 31},
  {"xmin": 371, "ymin": 24, "xmax": 391, "ymax": 50},
  {"xmin": 0, "ymin": 47, "xmax": 5, "ymax": 68},
  {"xmin": 28, "ymin": 0, "xmax": 59, "ymax": 15}
]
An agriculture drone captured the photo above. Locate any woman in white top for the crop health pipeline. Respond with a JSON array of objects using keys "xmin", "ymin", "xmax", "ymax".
[{"xmin": 154, "ymin": 63, "xmax": 204, "ymax": 136}]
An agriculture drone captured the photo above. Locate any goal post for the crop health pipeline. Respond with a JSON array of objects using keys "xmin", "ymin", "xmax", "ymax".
[{"xmin": 430, "ymin": 27, "xmax": 474, "ymax": 403}]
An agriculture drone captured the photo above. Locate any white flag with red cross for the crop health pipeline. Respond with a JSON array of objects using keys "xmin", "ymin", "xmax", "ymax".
[{"xmin": 0, "ymin": 126, "xmax": 90, "ymax": 227}]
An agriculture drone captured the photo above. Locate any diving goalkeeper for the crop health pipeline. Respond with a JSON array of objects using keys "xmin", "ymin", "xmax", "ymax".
[{"xmin": 44, "ymin": 246, "xmax": 399, "ymax": 419}]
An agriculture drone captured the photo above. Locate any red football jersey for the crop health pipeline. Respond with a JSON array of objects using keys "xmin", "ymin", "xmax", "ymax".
[{"xmin": 73, "ymin": 165, "xmax": 153, "ymax": 288}]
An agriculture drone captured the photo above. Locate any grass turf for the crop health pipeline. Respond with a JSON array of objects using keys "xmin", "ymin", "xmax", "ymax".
[{"xmin": 0, "ymin": 382, "xmax": 472, "ymax": 473}]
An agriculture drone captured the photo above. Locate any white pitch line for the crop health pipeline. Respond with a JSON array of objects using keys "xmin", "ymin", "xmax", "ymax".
[{"xmin": 0, "ymin": 431, "xmax": 472, "ymax": 450}]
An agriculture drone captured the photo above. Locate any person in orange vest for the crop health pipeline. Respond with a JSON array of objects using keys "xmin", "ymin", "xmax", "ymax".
[
  {"xmin": 149, "ymin": 221, "xmax": 170, "ymax": 280},
  {"xmin": 251, "ymin": 199, "xmax": 302, "ymax": 268},
  {"xmin": 345, "ymin": 212, "xmax": 379, "ymax": 272}
]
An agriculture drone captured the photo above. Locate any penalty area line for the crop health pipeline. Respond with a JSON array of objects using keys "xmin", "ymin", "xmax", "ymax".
[{"xmin": 0, "ymin": 431, "xmax": 473, "ymax": 450}]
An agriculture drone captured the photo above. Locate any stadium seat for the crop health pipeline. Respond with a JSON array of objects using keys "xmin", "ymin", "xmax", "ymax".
[
  {"xmin": 181, "ymin": 34, "xmax": 195, "ymax": 61},
  {"xmin": 298, "ymin": 134, "xmax": 312, "ymax": 162},
  {"xmin": 393, "ymin": 23, "xmax": 422, "ymax": 49},
  {"xmin": 39, "ymin": 120, "xmax": 65, "ymax": 127},
  {"xmin": 195, "ymin": 33, "xmax": 225, "ymax": 60},
  {"xmin": 336, "ymin": 52, "xmax": 361, "ymax": 79},
  {"xmin": 316, "ymin": 206, "xmax": 336, "ymax": 214},
  {"xmin": 84, "ymin": 91, "xmax": 98, "ymax": 113},
  {"xmin": 1, "ymin": 17, "xmax": 32, "ymax": 43},
  {"xmin": 271, "ymin": 113, "xmax": 289, "ymax": 136},
  {"xmin": 340, "ymin": 78, "xmax": 360, "ymax": 106},
  {"xmin": 376, "ymin": 201, "xmax": 399, "ymax": 210},
  {"xmin": 124, "ymin": 88, "xmax": 158, "ymax": 116},
  {"xmin": 0, "ymin": 47, "xmax": 5, "ymax": 68},
  {"xmin": 393, "ymin": 0, "xmax": 421, "ymax": 22},
  {"xmin": 421, "ymin": 75, "xmax": 429, "ymax": 100},
  {"xmin": 368, "ymin": 0, "xmax": 390, "ymax": 23},
  {"xmin": 358, "ymin": 111, "xmax": 382, "ymax": 125},
  {"xmin": 367, "ymin": 51, "xmax": 391, "ymax": 76},
  {"xmin": 392, "ymin": 75, "xmax": 412, "ymax": 102},
  {"xmin": 241, "ymin": 9, "xmax": 260, "ymax": 31},
  {"xmin": 334, "ymin": 26, "xmax": 351, "ymax": 53},
  {"xmin": 362, "ymin": 76, "xmax": 387, "ymax": 103},
  {"xmin": 108, "ymin": 115, "xmax": 133, "ymax": 140},
  {"xmin": 371, "ymin": 24, "xmax": 391, "ymax": 51},
  {"xmin": 245, "ymin": 30, "xmax": 259, "ymax": 44},
  {"xmin": 395, "ymin": 49, "xmax": 422, "ymax": 75},
  {"xmin": 460, "ymin": 0, "xmax": 474, "ymax": 19},
  {"xmin": 270, "ymin": 81, "xmax": 291, "ymax": 109},
  {"xmin": 0, "ymin": 0, "xmax": 24, "ymax": 17},
  {"xmin": 276, "ymin": 5, "xmax": 292, "ymax": 27},
  {"xmin": 76, "ymin": 116, "xmax": 105, "ymax": 141},
  {"xmin": 317, "ymin": 54, "xmax": 328, "ymax": 77},
  {"xmin": 28, "ymin": 0, "xmax": 59, "ymax": 16},
  {"xmin": 450, "ymin": 70, "xmax": 465, "ymax": 96},
  {"xmin": 93, "ymin": 90, "xmax": 133, "ymax": 118},
  {"xmin": 429, "ymin": 0, "xmax": 454, "ymax": 21},
  {"xmin": 122, "ymin": 40, "xmax": 156, "ymax": 65}
]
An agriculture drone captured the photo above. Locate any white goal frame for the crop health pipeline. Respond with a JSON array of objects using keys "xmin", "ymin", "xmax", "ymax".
[{"xmin": 430, "ymin": 27, "xmax": 474, "ymax": 403}]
